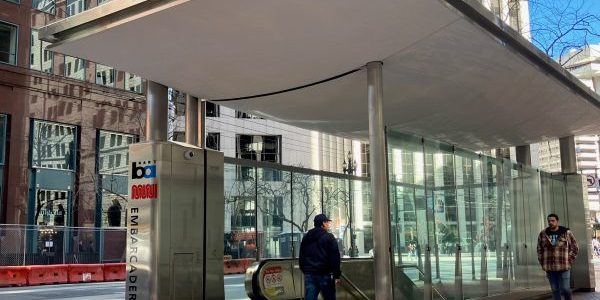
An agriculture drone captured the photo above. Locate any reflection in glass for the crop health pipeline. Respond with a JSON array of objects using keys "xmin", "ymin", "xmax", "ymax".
[
  {"xmin": 64, "ymin": 56, "xmax": 85, "ymax": 80},
  {"xmin": 31, "ymin": 120, "xmax": 76, "ymax": 170},
  {"xmin": 66, "ymin": 0, "xmax": 85, "ymax": 16},
  {"xmin": 97, "ymin": 131, "xmax": 134, "ymax": 227},
  {"xmin": 224, "ymin": 164, "xmax": 257, "ymax": 259},
  {"xmin": 30, "ymin": 30, "xmax": 53, "ymax": 73},
  {"xmin": 387, "ymin": 129, "xmax": 567, "ymax": 299},
  {"xmin": 125, "ymin": 73, "xmax": 143, "ymax": 93},
  {"xmin": 33, "ymin": 0, "xmax": 55, "ymax": 14},
  {"xmin": 95, "ymin": 64, "xmax": 115, "ymax": 87},
  {"xmin": 257, "ymin": 168, "xmax": 291, "ymax": 258}
]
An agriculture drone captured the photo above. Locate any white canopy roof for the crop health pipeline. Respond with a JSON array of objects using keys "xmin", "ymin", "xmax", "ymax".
[{"xmin": 41, "ymin": 0, "xmax": 600, "ymax": 150}]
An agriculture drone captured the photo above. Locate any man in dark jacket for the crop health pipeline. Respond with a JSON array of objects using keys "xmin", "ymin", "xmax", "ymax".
[
  {"xmin": 299, "ymin": 214, "xmax": 341, "ymax": 300},
  {"xmin": 537, "ymin": 213, "xmax": 578, "ymax": 300}
]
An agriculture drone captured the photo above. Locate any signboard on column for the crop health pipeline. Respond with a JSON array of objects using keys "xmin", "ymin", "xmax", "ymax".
[{"xmin": 127, "ymin": 155, "xmax": 159, "ymax": 300}]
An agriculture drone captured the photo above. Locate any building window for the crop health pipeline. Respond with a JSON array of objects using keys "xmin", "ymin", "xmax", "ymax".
[
  {"xmin": 33, "ymin": 189, "xmax": 68, "ymax": 226},
  {"xmin": 361, "ymin": 143, "xmax": 370, "ymax": 177},
  {"xmin": 95, "ymin": 64, "xmax": 115, "ymax": 87},
  {"xmin": 97, "ymin": 0, "xmax": 112, "ymax": 5},
  {"xmin": 30, "ymin": 30, "xmax": 53, "ymax": 73},
  {"xmin": 97, "ymin": 130, "xmax": 135, "ymax": 175},
  {"xmin": 171, "ymin": 90, "xmax": 186, "ymax": 117},
  {"xmin": 30, "ymin": 120, "xmax": 77, "ymax": 171},
  {"xmin": 32, "ymin": 0, "xmax": 55, "ymax": 14},
  {"xmin": 66, "ymin": 0, "xmax": 86, "ymax": 16},
  {"xmin": 125, "ymin": 72, "xmax": 143, "ymax": 93},
  {"xmin": 206, "ymin": 132, "xmax": 220, "ymax": 151},
  {"xmin": 0, "ymin": 22, "xmax": 17, "ymax": 65},
  {"xmin": 64, "ymin": 56, "xmax": 86, "ymax": 80},
  {"xmin": 97, "ymin": 130, "xmax": 135, "ymax": 227},
  {"xmin": 206, "ymin": 102, "xmax": 220, "ymax": 117},
  {"xmin": 236, "ymin": 111, "xmax": 263, "ymax": 119},
  {"xmin": 236, "ymin": 135, "xmax": 281, "ymax": 163},
  {"xmin": 173, "ymin": 131, "xmax": 185, "ymax": 142}
]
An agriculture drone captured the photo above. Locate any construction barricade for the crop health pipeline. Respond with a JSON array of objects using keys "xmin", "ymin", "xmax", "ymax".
[
  {"xmin": 103, "ymin": 263, "xmax": 126, "ymax": 281},
  {"xmin": 223, "ymin": 258, "xmax": 256, "ymax": 275},
  {"xmin": 67, "ymin": 264, "xmax": 104, "ymax": 283},
  {"xmin": 27, "ymin": 265, "xmax": 68, "ymax": 285},
  {"xmin": 0, "ymin": 266, "xmax": 29, "ymax": 287}
]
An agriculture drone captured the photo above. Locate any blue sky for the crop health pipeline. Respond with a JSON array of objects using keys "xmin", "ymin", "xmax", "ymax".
[{"xmin": 528, "ymin": 0, "xmax": 600, "ymax": 58}]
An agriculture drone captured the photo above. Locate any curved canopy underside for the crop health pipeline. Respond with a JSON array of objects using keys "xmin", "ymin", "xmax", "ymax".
[{"xmin": 42, "ymin": 0, "xmax": 600, "ymax": 150}]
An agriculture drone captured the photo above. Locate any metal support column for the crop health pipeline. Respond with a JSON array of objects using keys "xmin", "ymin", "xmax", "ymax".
[
  {"xmin": 185, "ymin": 95, "xmax": 199, "ymax": 146},
  {"xmin": 146, "ymin": 81, "xmax": 169, "ymax": 142},
  {"xmin": 559, "ymin": 136, "xmax": 577, "ymax": 173},
  {"xmin": 515, "ymin": 145, "xmax": 531, "ymax": 165},
  {"xmin": 366, "ymin": 61, "xmax": 393, "ymax": 299}
]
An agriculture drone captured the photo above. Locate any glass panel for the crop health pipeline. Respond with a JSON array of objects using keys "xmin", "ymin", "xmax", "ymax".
[
  {"xmin": 482, "ymin": 156, "xmax": 510, "ymax": 295},
  {"xmin": 97, "ymin": 131, "xmax": 134, "ymax": 228},
  {"xmin": 97, "ymin": 131, "xmax": 133, "ymax": 175},
  {"xmin": 509, "ymin": 163, "xmax": 528, "ymax": 289},
  {"xmin": 352, "ymin": 179, "xmax": 372, "ymax": 257},
  {"xmin": 0, "ymin": 22, "xmax": 17, "ymax": 65},
  {"xmin": 521, "ymin": 165, "xmax": 546, "ymax": 288},
  {"xmin": 455, "ymin": 150, "xmax": 486, "ymax": 298},
  {"xmin": 32, "ymin": 0, "xmax": 55, "ymax": 14},
  {"xmin": 387, "ymin": 132, "xmax": 427, "ymax": 299},
  {"xmin": 31, "ymin": 120, "xmax": 76, "ymax": 170},
  {"xmin": 30, "ymin": 30, "xmax": 53, "ymax": 73},
  {"xmin": 95, "ymin": 64, "xmax": 115, "ymax": 87},
  {"xmin": 32, "ymin": 189, "xmax": 69, "ymax": 226},
  {"xmin": 66, "ymin": 0, "xmax": 86, "ymax": 16},
  {"xmin": 257, "ymin": 167, "xmax": 291, "ymax": 258},
  {"xmin": 322, "ymin": 176, "xmax": 350, "ymax": 257},
  {"xmin": 97, "ymin": 0, "xmax": 112, "ymax": 5},
  {"xmin": 291, "ymin": 172, "xmax": 320, "ymax": 243},
  {"xmin": 125, "ymin": 73, "xmax": 144, "ymax": 93},
  {"xmin": 425, "ymin": 140, "xmax": 456, "ymax": 289},
  {"xmin": 224, "ymin": 164, "xmax": 257, "ymax": 259},
  {"xmin": 64, "ymin": 56, "xmax": 86, "ymax": 80}
]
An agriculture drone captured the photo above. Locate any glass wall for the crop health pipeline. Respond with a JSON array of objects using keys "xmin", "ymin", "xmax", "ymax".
[
  {"xmin": 223, "ymin": 160, "xmax": 372, "ymax": 261},
  {"xmin": 387, "ymin": 130, "xmax": 568, "ymax": 299}
]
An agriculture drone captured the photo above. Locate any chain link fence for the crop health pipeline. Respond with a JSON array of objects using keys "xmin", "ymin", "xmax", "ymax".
[{"xmin": 0, "ymin": 224, "xmax": 125, "ymax": 266}]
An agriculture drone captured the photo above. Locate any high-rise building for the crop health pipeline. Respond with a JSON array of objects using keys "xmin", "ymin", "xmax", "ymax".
[{"xmin": 537, "ymin": 45, "xmax": 600, "ymax": 228}]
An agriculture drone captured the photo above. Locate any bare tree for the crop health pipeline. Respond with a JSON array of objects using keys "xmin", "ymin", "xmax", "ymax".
[{"xmin": 525, "ymin": 0, "xmax": 600, "ymax": 65}]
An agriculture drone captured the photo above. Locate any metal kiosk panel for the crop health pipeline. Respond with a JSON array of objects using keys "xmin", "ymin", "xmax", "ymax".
[{"xmin": 126, "ymin": 141, "xmax": 224, "ymax": 300}]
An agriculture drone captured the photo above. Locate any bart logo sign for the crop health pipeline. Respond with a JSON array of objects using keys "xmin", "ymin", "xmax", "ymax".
[{"xmin": 130, "ymin": 161, "xmax": 158, "ymax": 200}]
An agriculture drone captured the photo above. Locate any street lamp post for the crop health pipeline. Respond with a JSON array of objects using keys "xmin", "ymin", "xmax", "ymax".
[{"xmin": 343, "ymin": 151, "xmax": 358, "ymax": 257}]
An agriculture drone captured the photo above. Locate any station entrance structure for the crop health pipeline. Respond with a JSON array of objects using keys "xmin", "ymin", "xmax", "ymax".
[{"xmin": 41, "ymin": 0, "xmax": 600, "ymax": 299}]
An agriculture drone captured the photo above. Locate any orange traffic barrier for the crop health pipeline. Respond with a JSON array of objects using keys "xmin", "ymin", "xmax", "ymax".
[
  {"xmin": 223, "ymin": 259, "xmax": 245, "ymax": 274},
  {"xmin": 67, "ymin": 264, "xmax": 104, "ymax": 283},
  {"xmin": 0, "ymin": 266, "xmax": 29, "ymax": 287},
  {"xmin": 103, "ymin": 263, "xmax": 126, "ymax": 281},
  {"xmin": 27, "ymin": 265, "xmax": 68, "ymax": 285}
]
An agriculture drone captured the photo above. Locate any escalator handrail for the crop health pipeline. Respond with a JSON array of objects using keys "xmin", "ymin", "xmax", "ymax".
[
  {"xmin": 399, "ymin": 264, "xmax": 447, "ymax": 300},
  {"xmin": 340, "ymin": 272, "xmax": 370, "ymax": 300}
]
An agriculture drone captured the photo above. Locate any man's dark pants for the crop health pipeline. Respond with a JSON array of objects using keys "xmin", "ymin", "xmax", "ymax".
[
  {"xmin": 304, "ymin": 273, "xmax": 336, "ymax": 300},
  {"xmin": 546, "ymin": 270, "xmax": 572, "ymax": 300}
]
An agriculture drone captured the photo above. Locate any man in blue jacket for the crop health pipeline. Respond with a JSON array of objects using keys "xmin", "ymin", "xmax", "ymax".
[{"xmin": 299, "ymin": 213, "xmax": 341, "ymax": 300}]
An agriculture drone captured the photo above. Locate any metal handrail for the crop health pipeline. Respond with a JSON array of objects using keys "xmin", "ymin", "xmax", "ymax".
[
  {"xmin": 398, "ymin": 264, "xmax": 448, "ymax": 300},
  {"xmin": 340, "ymin": 272, "xmax": 370, "ymax": 300}
]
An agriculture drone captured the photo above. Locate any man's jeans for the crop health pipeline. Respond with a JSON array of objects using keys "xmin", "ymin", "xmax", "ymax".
[
  {"xmin": 304, "ymin": 273, "xmax": 336, "ymax": 300},
  {"xmin": 546, "ymin": 270, "xmax": 572, "ymax": 300}
]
